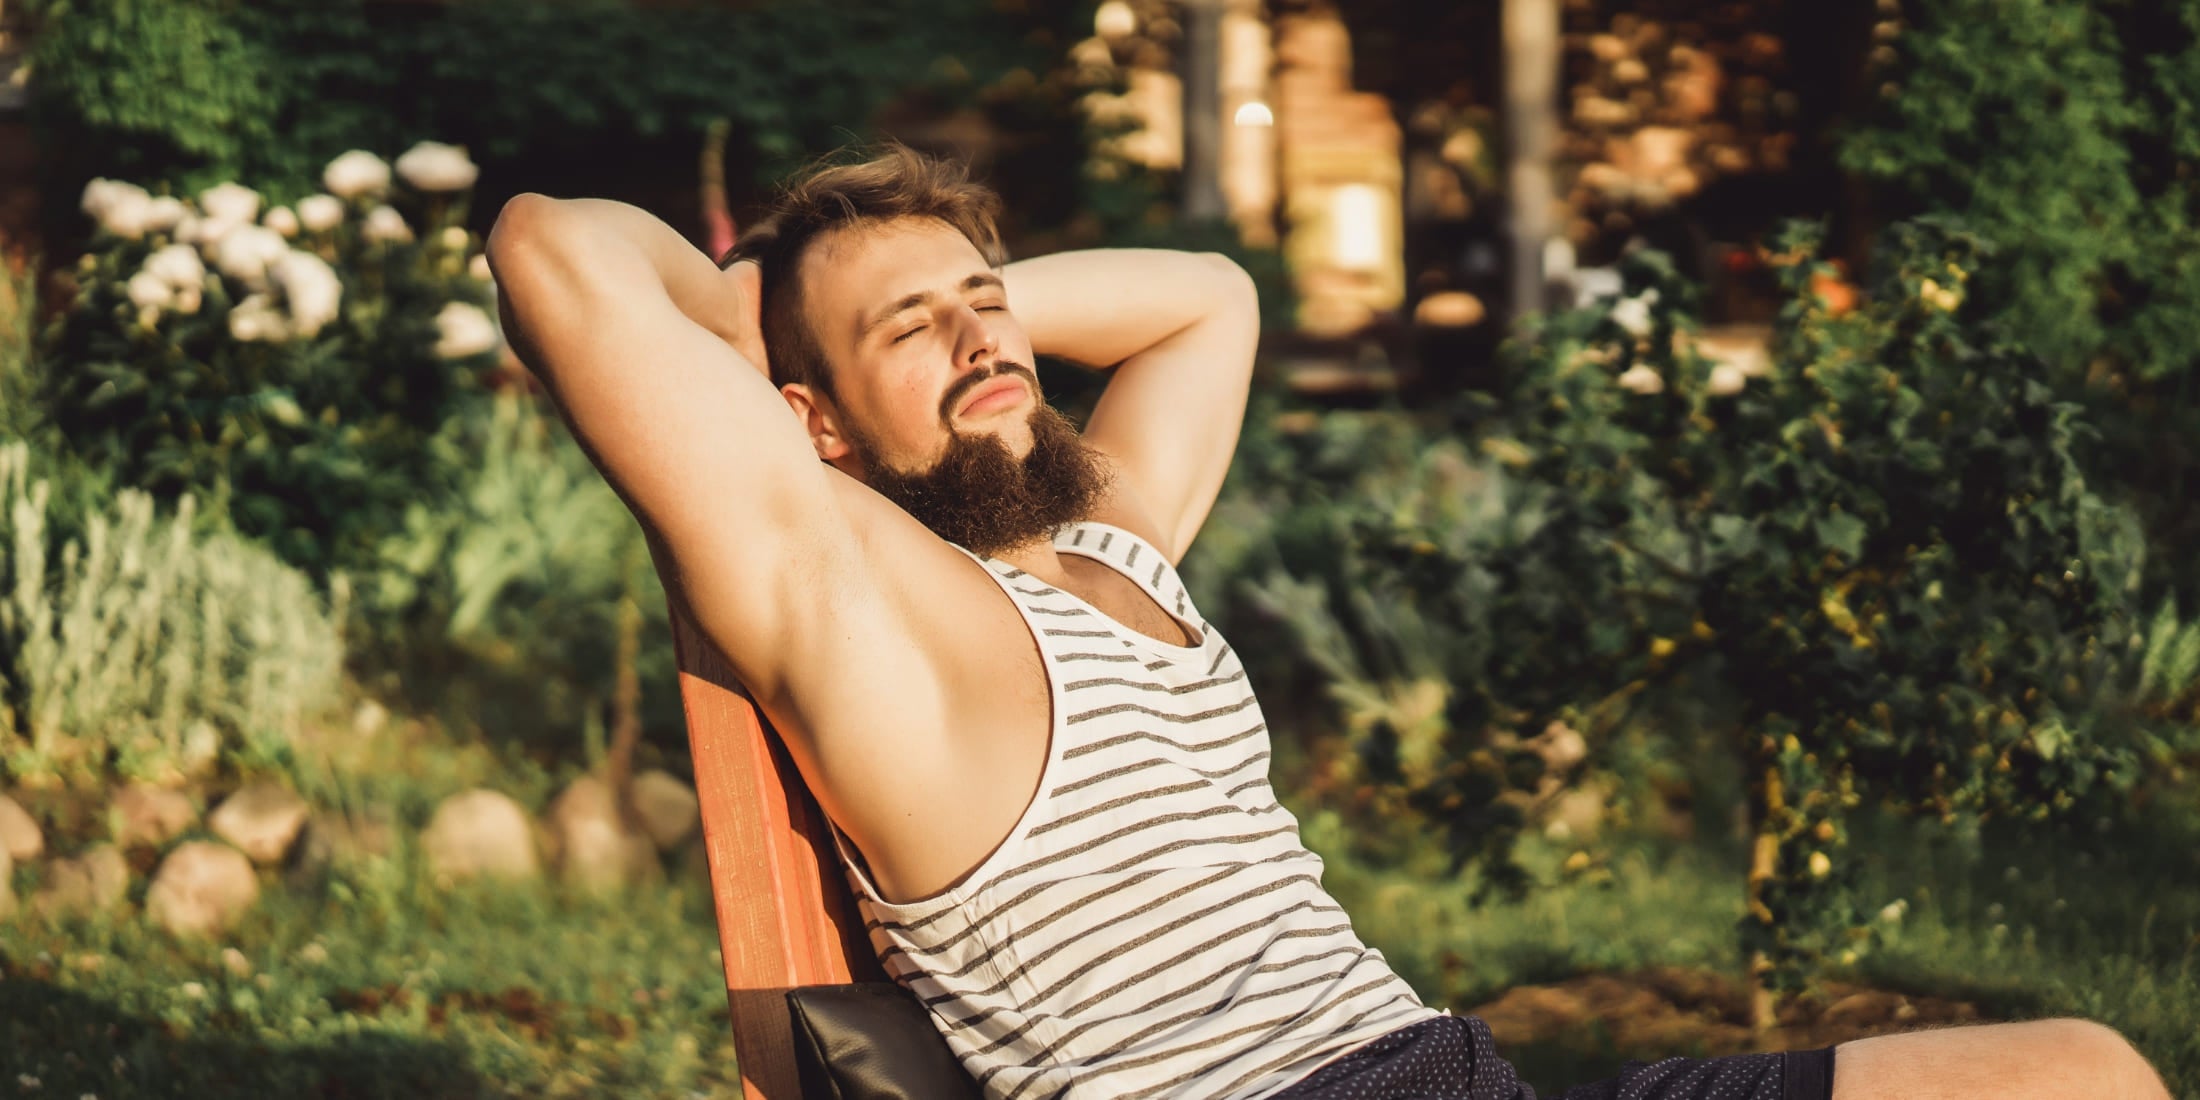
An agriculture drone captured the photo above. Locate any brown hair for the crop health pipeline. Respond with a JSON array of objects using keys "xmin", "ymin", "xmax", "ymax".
[{"xmin": 721, "ymin": 143, "xmax": 1006, "ymax": 398}]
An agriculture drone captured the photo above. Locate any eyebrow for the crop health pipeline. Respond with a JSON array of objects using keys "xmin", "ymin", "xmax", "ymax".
[{"xmin": 857, "ymin": 272, "xmax": 1005, "ymax": 340}]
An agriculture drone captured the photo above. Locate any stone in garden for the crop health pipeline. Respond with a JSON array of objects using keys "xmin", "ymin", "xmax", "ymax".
[
  {"xmin": 145, "ymin": 841, "xmax": 259, "ymax": 937},
  {"xmin": 112, "ymin": 783, "xmax": 196, "ymax": 849},
  {"xmin": 544, "ymin": 776, "xmax": 660, "ymax": 892},
  {"xmin": 0, "ymin": 794, "xmax": 43, "ymax": 862},
  {"xmin": 290, "ymin": 807, "xmax": 395, "ymax": 878},
  {"xmin": 631, "ymin": 769, "xmax": 700, "ymax": 851},
  {"xmin": 422, "ymin": 788, "xmax": 540, "ymax": 883},
  {"xmin": 32, "ymin": 844, "xmax": 129, "ymax": 918},
  {"xmin": 208, "ymin": 782, "xmax": 310, "ymax": 865}
]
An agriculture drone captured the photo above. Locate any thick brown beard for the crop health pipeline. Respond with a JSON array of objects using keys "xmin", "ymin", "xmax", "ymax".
[{"xmin": 846, "ymin": 367, "xmax": 1114, "ymax": 558}]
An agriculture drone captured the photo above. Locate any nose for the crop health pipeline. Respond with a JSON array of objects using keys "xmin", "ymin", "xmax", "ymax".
[{"xmin": 953, "ymin": 304, "xmax": 1000, "ymax": 373}]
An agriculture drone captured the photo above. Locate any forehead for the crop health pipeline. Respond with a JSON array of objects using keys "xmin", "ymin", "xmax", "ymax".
[{"xmin": 798, "ymin": 217, "xmax": 994, "ymax": 344}]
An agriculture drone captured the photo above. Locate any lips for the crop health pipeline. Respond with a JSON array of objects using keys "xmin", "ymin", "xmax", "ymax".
[{"xmin": 957, "ymin": 375, "xmax": 1028, "ymax": 417}]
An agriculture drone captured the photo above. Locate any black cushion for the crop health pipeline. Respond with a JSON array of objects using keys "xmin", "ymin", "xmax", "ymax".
[{"xmin": 787, "ymin": 982, "xmax": 984, "ymax": 1100}]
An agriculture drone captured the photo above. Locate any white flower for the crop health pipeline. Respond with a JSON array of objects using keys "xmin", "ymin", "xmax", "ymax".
[
  {"xmin": 228, "ymin": 294, "xmax": 292, "ymax": 343},
  {"xmin": 213, "ymin": 224, "xmax": 290, "ymax": 288},
  {"xmin": 362, "ymin": 205, "xmax": 413, "ymax": 244},
  {"xmin": 468, "ymin": 252, "xmax": 492, "ymax": 284},
  {"xmin": 126, "ymin": 270, "xmax": 174, "ymax": 311},
  {"xmin": 143, "ymin": 196, "xmax": 189, "ymax": 234},
  {"xmin": 81, "ymin": 179, "xmax": 154, "ymax": 239},
  {"xmin": 395, "ymin": 141, "xmax": 480, "ymax": 193},
  {"xmin": 1610, "ymin": 292, "xmax": 1658, "ymax": 338},
  {"xmin": 143, "ymin": 244, "xmax": 205, "ymax": 290},
  {"xmin": 272, "ymin": 250, "xmax": 342, "ymax": 337},
  {"xmin": 323, "ymin": 150, "xmax": 392, "ymax": 199},
  {"xmin": 1707, "ymin": 363, "xmax": 1748, "ymax": 396},
  {"xmin": 1617, "ymin": 364, "xmax": 1665, "ymax": 395},
  {"xmin": 433, "ymin": 301, "xmax": 499, "ymax": 358},
  {"xmin": 438, "ymin": 225, "xmax": 469, "ymax": 253},
  {"xmin": 199, "ymin": 182, "xmax": 262, "ymax": 226},
  {"xmin": 296, "ymin": 194, "xmax": 344, "ymax": 233},
  {"xmin": 173, "ymin": 285, "xmax": 203, "ymax": 316},
  {"xmin": 263, "ymin": 206, "xmax": 301, "ymax": 238},
  {"xmin": 1877, "ymin": 899, "xmax": 1908, "ymax": 924}
]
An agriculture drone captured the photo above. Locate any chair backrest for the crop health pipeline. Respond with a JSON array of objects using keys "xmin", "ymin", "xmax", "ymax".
[{"xmin": 669, "ymin": 604, "xmax": 886, "ymax": 1099}]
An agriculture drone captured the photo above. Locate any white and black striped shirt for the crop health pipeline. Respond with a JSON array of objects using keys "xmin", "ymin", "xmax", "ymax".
[{"xmin": 838, "ymin": 521, "xmax": 1438, "ymax": 1100}]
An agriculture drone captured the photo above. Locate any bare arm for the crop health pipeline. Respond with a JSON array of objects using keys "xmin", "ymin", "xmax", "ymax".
[
  {"xmin": 485, "ymin": 194, "xmax": 853, "ymax": 702},
  {"xmin": 1002, "ymin": 248, "xmax": 1260, "ymax": 561}
]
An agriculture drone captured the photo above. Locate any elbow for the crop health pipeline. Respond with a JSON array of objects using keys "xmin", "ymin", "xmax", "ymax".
[
  {"xmin": 1199, "ymin": 251, "xmax": 1260, "ymax": 326},
  {"xmin": 485, "ymin": 192, "xmax": 568, "ymax": 275}
]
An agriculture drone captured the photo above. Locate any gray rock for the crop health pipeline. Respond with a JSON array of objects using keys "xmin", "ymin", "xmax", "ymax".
[
  {"xmin": 145, "ymin": 841, "xmax": 258, "ymax": 937},
  {"xmin": 32, "ymin": 843, "xmax": 129, "ymax": 918},
  {"xmin": 208, "ymin": 782, "xmax": 310, "ymax": 865},
  {"xmin": 544, "ymin": 776, "xmax": 659, "ymax": 892},
  {"xmin": 0, "ymin": 794, "xmax": 43, "ymax": 862},
  {"xmin": 422, "ymin": 789, "xmax": 540, "ymax": 884},
  {"xmin": 111, "ymin": 784, "xmax": 196, "ymax": 849},
  {"xmin": 631, "ymin": 769, "xmax": 700, "ymax": 852}
]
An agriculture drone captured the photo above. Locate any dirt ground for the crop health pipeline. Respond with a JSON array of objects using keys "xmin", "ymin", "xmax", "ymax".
[{"xmin": 1466, "ymin": 967, "xmax": 1986, "ymax": 1089}]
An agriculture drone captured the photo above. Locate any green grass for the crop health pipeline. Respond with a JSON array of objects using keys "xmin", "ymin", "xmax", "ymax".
[
  {"xmin": 1316, "ymin": 807, "xmax": 2200, "ymax": 1097},
  {"xmin": 1, "ymin": 839, "xmax": 740, "ymax": 1098}
]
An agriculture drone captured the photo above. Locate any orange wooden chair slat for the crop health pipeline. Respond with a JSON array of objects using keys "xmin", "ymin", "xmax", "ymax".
[{"xmin": 670, "ymin": 606, "xmax": 885, "ymax": 1099}]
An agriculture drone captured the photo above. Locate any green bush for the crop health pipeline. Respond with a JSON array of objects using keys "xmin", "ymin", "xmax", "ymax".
[
  {"xmin": 1842, "ymin": 0, "xmax": 2200, "ymax": 600},
  {"xmin": 23, "ymin": 0, "xmax": 1059, "ymax": 196},
  {"xmin": 1466, "ymin": 219, "xmax": 2168, "ymax": 1005},
  {"xmin": 41, "ymin": 151, "xmax": 497, "ymax": 582},
  {"xmin": 363, "ymin": 393, "xmax": 676, "ymax": 755},
  {"xmin": 0, "ymin": 442, "xmax": 346, "ymax": 787}
]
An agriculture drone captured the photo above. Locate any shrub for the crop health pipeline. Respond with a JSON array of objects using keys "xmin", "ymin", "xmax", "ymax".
[
  {"xmin": 1467, "ymin": 220, "xmax": 2164, "ymax": 1015},
  {"xmin": 362, "ymin": 393, "xmax": 675, "ymax": 755},
  {"xmin": 0, "ymin": 443, "xmax": 346, "ymax": 787},
  {"xmin": 41, "ymin": 149, "xmax": 498, "ymax": 582}
]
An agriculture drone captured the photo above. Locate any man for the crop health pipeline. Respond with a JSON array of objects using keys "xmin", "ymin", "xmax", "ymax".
[{"xmin": 486, "ymin": 145, "xmax": 2170, "ymax": 1099}]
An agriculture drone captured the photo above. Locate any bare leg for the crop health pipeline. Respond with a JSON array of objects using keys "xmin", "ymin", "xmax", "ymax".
[{"xmin": 1832, "ymin": 1019, "xmax": 2171, "ymax": 1100}]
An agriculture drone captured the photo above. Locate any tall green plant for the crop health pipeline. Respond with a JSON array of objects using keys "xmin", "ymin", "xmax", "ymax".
[
  {"xmin": 0, "ymin": 443, "xmax": 346, "ymax": 787},
  {"xmin": 366, "ymin": 393, "xmax": 671, "ymax": 754}
]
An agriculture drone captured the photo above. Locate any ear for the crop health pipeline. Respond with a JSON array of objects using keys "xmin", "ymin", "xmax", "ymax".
[{"xmin": 781, "ymin": 383, "xmax": 855, "ymax": 463}]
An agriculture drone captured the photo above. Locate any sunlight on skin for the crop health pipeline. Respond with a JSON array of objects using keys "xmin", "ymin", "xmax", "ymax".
[{"xmin": 1833, "ymin": 1019, "xmax": 2171, "ymax": 1100}]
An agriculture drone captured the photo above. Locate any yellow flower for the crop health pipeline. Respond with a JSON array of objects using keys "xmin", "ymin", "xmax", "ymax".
[
  {"xmin": 1649, "ymin": 637, "xmax": 1677, "ymax": 659},
  {"xmin": 1563, "ymin": 851, "xmax": 1592, "ymax": 874},
  {"xmin": 1808, "ymin": 851, "xmax": 1832, "ymax": 878}
]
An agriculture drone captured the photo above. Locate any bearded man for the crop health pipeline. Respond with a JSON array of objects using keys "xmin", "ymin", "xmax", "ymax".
[{"xmin": 485, "ymin": 145, "xmax": 2169, "ymax": 1100}]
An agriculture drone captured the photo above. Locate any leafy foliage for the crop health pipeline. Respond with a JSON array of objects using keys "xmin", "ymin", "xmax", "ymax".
[
  {"xmin": 1841, "ymin": 0, "xmax": 2200, "ymax": 604},
  {"xmin": 0, "ymin": 443, "xmax": 345, "ymax": 787},
  {"xmin": 1477, "ymin": 219, "xmax": 2163, "ymax": 992},
  {"xmin": 363, "ymin": 394, "xmax": 676, "ymax": 755},
  {"xmin": 40, "ymin": 167, "xmax": 496, "ymax": 582},
  {"xmin": 24, "ymin": 0, "xmax": 1059, "ymax": 196}
]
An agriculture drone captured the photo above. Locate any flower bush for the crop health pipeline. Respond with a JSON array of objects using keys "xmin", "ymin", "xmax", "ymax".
[{"xmin": 40, "ymin": 145, "xmax": 500, "ymax": 582}]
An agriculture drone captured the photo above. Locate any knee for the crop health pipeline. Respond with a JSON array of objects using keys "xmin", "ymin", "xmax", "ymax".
[{"xmin": 2032, "ymin": 1019, "xmax": 2167, "ymax": 1100}]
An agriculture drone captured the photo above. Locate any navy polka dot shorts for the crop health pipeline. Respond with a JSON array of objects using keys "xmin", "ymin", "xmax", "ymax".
[{"xmin": 1269, "ymin": 1016, "xmax": 1836, "ymax": 1100}]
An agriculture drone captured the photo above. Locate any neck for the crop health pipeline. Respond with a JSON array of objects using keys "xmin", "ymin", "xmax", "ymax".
[{"xmin": 989, "ymin": 537, "xmax": 1070, "ymax": 584}]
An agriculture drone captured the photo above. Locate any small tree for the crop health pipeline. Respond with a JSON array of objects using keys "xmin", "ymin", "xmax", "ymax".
[{"xmin": 1467, "ymin": 220, "xmax": 2157, "ymax": 1022}]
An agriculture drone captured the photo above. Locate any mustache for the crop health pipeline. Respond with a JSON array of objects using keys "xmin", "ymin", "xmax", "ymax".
[{"xmin": 939, "ymin": 361, "xmax": 1040, "ymax": 426}]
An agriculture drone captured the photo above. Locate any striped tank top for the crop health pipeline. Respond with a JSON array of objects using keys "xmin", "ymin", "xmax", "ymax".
[{"xmin": 837, "ymin": 521, "xmax": 1439, "ymax": 1100}]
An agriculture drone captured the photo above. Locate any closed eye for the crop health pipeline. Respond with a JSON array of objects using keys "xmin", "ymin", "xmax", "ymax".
[{"xmin": 891, "ymin": 325, "xmax": 928, "ymax": 344}]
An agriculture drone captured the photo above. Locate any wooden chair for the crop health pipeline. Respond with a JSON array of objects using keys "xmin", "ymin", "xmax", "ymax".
[{"xmin": 669, "ymin": 605, "xmax": 887, "ymax": 1099}]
